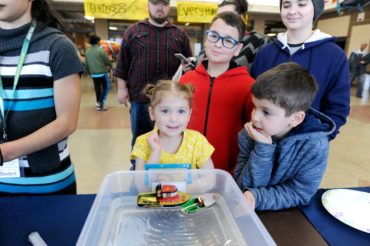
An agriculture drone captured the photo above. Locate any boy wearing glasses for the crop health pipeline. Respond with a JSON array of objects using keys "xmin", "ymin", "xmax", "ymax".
[{"xmin": 179, "ymin": 12, "xmax": 254, "ymax": 173}]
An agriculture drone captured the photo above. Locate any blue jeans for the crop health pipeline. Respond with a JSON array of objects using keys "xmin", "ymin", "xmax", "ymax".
[
  {"xmin": 356, "ymin": 73, "xmax": 366, "ymax": 97},
  {"xmin": 92, "ymin": 74, "xmax": 110, "ymax": 107},
  {"xmin": 130, "ymin": 102, "xmax": 154, "ymax": 170}
]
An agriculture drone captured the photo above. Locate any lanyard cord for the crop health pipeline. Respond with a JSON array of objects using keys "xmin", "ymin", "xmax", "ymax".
[{"xmin": 0, "ymin": 20, "xmax": 37, "ymax": 141}]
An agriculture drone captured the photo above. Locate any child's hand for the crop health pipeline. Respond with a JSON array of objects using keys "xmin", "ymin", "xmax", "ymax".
[
  {"xmin": 244, "ymin": 122, "xmax": 272, "ymax": 144},
  {"xmin": 182, "ymin": 61, "xmax": 194, "ymax": 72},
  {"xmin": 147, "ymin": 131, "xmax": 162, "ymax": 153},
  {"xmin": 243, "ymin": 190, "xmax": 256, "ymax": 210}
]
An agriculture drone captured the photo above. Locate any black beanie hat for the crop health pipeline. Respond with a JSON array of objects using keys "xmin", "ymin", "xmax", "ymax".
[{"xmin": 280, "ymin": 0, "xmax": 324, "ymax": 23}]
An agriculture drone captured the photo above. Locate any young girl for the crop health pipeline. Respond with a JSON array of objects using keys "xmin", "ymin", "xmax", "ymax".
[
  {"xmin": 0, "ymin": 0, "xmax": 83, "ymax": 195},
  {"xmin": 179, "ymin": 12, "xmax": 255, "ymax": 173},
  {"xmin": 251, "ymin": 0, "xmax": 350, "ymax": 140},
  {"xmin": 132, "ymin": 80, "xmax": 214, "ymax": 170}
]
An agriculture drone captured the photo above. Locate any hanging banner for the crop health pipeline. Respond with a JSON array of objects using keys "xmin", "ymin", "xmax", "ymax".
[
  {"xmin": 84, "ymin": 0, "xmax": 148, "ymax": 20},
  {"xmin": 177, "ymin": 1, "xmax": 218, "ymax": 23}
]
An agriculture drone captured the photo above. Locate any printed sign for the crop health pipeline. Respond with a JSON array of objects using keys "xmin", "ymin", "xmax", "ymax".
[
  {"xmin": 177, "ymin": 1, "xmax": 218, "ymax": 23},
  {"xmin": 84, "ymin": 0, "xmax": 148, "ymax": 20}
]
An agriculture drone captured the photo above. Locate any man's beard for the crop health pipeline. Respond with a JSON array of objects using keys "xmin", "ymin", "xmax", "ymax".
[{"xmin": 149, "ymin": 12, "xmax": 167, "ymax": 24}]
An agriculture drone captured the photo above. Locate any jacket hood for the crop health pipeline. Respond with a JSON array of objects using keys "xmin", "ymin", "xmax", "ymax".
[
  {"xmin": 276, "ymin": 29, "xmax": 335, "ymax": 50},
  {"xmin": 269, "ymin": 29, "xmax": 337, "ymax": 73},
  {"xmin": 194, "ymin": 61, "xmax": 250, "ymax": 79},
  {"xmin": 281, "ymin": 108, "xmax": 336, "ymax": 143}
]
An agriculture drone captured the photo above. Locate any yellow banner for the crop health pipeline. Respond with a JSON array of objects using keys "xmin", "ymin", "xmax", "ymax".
[
  {"xmin": 84, "ymin": 0, "xmax": 148, "ymax": 20},
  {"xmin": 177, "ymin": 1, "xmax": 218, "ymax": 23}
]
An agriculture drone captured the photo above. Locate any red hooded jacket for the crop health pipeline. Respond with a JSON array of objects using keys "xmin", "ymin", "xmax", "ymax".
[{"xmin": 180, "ymin": 62, "xmax": 254, "ymax": 173}]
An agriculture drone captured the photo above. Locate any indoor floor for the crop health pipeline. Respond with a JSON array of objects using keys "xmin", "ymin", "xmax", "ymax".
[{"xmin": 71, "ymin": 76, "xmax": 370, "ymax": 194}]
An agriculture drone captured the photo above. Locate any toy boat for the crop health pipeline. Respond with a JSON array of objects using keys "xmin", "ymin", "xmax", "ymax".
[
  {"xmin": 137, "ymin": 184, "xmax": 190, "ymax": 207},
  {"xmin": 181, "ymin": 193, "xmax": 218, "ymax": 214}
]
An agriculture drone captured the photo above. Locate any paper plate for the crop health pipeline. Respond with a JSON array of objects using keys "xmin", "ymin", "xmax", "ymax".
[{"xmin": 322, "ymin": 189, "xmax": 370, "ymax": 233}]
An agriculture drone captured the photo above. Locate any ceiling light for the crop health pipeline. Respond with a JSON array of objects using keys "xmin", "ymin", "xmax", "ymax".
[{"xmin": 84, "ymin": 16, "xmax": 95, "ymax": 21}]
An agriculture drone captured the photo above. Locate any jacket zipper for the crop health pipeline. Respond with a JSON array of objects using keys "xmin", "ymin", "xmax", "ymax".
[{"xmin": 203, "ymin": 77, "xmax": 215, "ymax": 136}]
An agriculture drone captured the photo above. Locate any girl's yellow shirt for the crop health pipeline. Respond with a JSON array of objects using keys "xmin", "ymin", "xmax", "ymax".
[{"xmin": 132, "ymin": 129, "xmax": 214, "ymax": 169}]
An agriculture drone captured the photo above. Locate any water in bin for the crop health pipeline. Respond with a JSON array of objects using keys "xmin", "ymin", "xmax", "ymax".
[{"xmin": 76, "ymin": 170, "xmax": 276, "ymax": 246}]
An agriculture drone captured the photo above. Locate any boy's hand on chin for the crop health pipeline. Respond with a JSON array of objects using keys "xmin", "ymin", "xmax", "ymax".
[{"xmin": 244, "ymin": 122, "xmax": 272, "ymax": 144}]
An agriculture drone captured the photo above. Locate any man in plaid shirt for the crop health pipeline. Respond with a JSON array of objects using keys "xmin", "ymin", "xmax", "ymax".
[{"xmin": 113, "ymin": 0, "xmax": 192, "ymax": 170}]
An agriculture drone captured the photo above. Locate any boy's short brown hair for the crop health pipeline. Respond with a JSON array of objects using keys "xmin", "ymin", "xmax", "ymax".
[
  {"xmin": 210, "ymin": 11, "xmax": 245, "ymax": 41},
  {"xmin": 252, "ymin": 62, "xmax": 318, "ymax": 116}
]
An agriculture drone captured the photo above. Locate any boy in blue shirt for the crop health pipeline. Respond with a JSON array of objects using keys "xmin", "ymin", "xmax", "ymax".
[{"xmin": 234, "ymin": 62, "xmax": 335, "ymax": 210}]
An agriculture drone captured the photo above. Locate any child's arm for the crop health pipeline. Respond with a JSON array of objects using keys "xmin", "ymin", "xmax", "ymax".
[
  {"xmin": 146, "ymin": 131, "xmax": 162, "ymax": 164},
  {"xmin": 234, "ymin": 129, "xmax": 276, "ymax": 189},
  {"xmin": 187, "ymin": 157, "xmax": 216, "ymax": 193},
  {"xmin": 192, "ymin": 132, "xmax": 215, "ymax": 169},
  {"xmin": 187, "ymin": 132, "xmax": 215, "ymax": 193},
  {"xmin": 243, "ymin": 191, "xmax": 256, "ymax": 210},
  {"xmin": 135, "ymin": 158, "xmax": 146, "ymax": 170},
  {"xmin": 132, "ymin": 133, "xmax": 155, "ymax": 170},
  {"xmin": 146, "ymin": 151, "xmax": 162, "ymax": 165},
  {"xmin": 199, "ymin": 158, "xmax": 214, "ymax": 169},
  {"xmin": 248, "ymin": 139, "xmax": 329, "ymax": 210}
]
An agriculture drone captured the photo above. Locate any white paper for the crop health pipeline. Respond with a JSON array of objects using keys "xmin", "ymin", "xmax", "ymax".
[{"xmin": 0, "ymin": 159, "xmax": 20, "ymax": 178}]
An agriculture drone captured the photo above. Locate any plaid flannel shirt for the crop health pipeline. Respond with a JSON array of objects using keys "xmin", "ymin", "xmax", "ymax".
[{"xmin": 114, "ymin": 19, "xmax": 192, "ymax": 102}]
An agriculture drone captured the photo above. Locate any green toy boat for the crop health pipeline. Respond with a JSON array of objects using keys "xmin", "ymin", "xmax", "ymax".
[{"xmin": 181, "ymin": 193, "xmax": 218, "ymax": 214}]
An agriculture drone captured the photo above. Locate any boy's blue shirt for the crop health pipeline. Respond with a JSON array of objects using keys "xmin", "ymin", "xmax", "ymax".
[
  {"xmin": 250, "ymin": 30, "xmax": 350, "ymax": 140},
  {"xmin": 234, "ymin": 108, "xmax": 336, "ymax": 210}
]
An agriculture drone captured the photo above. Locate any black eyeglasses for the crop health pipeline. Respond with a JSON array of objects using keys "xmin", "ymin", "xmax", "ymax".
[{"xmin": 206, "ymin": 30, "xmax": 240, "ymax": 49}]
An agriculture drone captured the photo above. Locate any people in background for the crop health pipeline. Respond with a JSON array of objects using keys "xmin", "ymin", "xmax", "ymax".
[
  {"xmin": 179, "ymin": 12, "xmax": 254, "ymax": 173},
  {"xmin": 348, "ymin": 42, "xmax": 369, "ymax": 97},
  {"xmin": 132, "ymin": 80, "xmax": 214, "ymax": 170},
  {"xmin": 251, "ymin": 0, "xmax": 350, "ymax": 140},
  {"xmin": 113, "ymin": 0, "xmax": 192, "ymax": 170},
  {"xmin": 85, "ymin": 34, "xmax": 112, "ymax": 111},
  {"xmin": 0, "ymin": 0, "xmax": 83, "ymax": 195},
  {"xmin": 234, "ymin": 62, "xmax": 335, "ymax": 210},
  {"xmin": 99, "ymin": 40, "xmax": 120, "ymax": 62}
]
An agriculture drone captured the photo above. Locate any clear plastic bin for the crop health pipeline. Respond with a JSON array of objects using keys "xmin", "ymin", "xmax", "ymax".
[{"xmin": 77, "ymin": 169, "xmax": 276, "ymax": 246}]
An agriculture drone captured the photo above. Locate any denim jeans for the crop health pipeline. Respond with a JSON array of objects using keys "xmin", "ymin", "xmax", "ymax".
[
  {"xmin": 130, "ymin": 101, "xmax": 154, "ymax": 170},
  {"xmin": 356, "ymin": 73, "xmax": 366, "ymax": 97},
  {"xmin": 92, "ymin": 74, "xmax": 110, "ymax": 107}
]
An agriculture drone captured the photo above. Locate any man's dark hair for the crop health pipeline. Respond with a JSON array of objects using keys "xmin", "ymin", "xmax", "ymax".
[
  {"xmin": 89, "ymin": 34, "xmax": 101, "ymax": 45},
  {"xmin": 252, "ymin": 62, "xmax": 318, "ymax": 116},
  {"xmin": 210, "ymin": 11, "xmax": 245, "ymax": 41}
]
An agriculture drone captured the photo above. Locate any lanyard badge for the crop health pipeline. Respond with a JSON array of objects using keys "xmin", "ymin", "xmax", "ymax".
[{"xmin": 0, "ymin": 20, "xmax": 37, "ymax": 142}]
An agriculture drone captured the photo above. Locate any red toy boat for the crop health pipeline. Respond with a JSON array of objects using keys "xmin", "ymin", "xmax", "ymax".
[{"xmin": 137, "ymin": 184, "xmax": 190, "ymax": 207}]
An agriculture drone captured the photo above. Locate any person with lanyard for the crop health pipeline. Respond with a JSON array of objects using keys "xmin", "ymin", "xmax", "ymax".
[
  {"xmin": 251, "ymin": 0, "xmax": 350, "ymax": 141},
  {"xmin": 0, "ymin": 0, "xmax": 83, "ymax": 195}
]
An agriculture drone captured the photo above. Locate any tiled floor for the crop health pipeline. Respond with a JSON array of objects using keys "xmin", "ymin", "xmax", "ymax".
[{"xmin": 71, "ymin": 76, "xmax": 370, "ymax": 194}]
